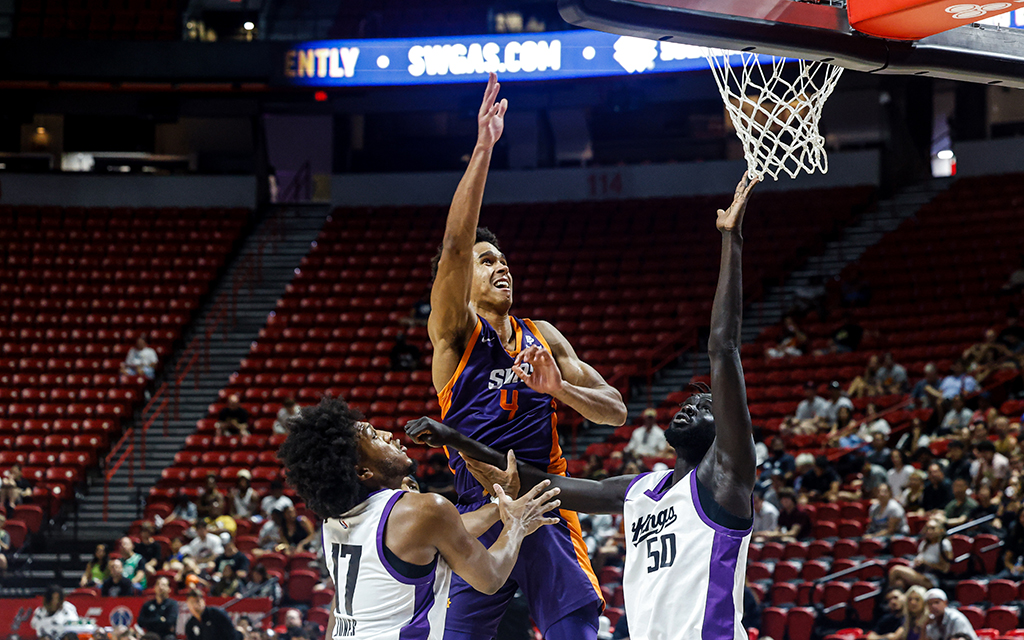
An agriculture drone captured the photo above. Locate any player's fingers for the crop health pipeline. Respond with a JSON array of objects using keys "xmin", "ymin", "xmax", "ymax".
[
  {"xmin": 532, "ymin": 487, "xmax": 561, "ymax": 507},
  {"xmin": 539, "ymin": 517, "xmax": 561, "ymax": 526},
  {"xmin": 506, "ymin": 449, "xmax": 516, "ymax": 470},
  {"xmin": 521, "ymin": 479, "xmax": 551, "ymax": 500},
  {"xmin": 498, "ymin": 98, "xmax": 508, "ymax": 118},
  {"xmin": 493, "ymin": 484, "xmax": 507, "ymax": 501},
  {"xmin": 511, "ymin": 365, "xmax": 529, "ymax": 382}
]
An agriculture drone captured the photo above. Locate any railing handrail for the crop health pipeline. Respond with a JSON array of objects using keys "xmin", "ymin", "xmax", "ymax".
[
  {"xmin": 947, "ymin": 513, "xmax": 997, "ymax": 537},
  {"xmin": 818, "ymin": 558, "xmax": 880, "ymax": 583}
]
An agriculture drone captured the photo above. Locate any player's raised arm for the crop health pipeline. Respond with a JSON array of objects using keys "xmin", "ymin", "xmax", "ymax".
[
  {"xmin": 514, "ymin": 322, "xmax": 627, "ymax": 426},
  {"xmin": 428, "ymin": 73, "xmax": 507, "ymax": 348},
  {"xmin": 405, "ymin": 417, "xmax": 632, "ymax": 514},
  {"xmin": 698, "ymin": 174, "xmax": 759, "ymax": 517}
]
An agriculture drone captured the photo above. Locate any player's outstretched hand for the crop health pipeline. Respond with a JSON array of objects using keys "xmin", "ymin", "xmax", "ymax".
[
  {"xmin": 716, "ymin": 173, "xmax": 759, "ymax": 233},
  {"xmin": 405, "ymin": 416, "xmax": 457, "ymax": 448},
  {"xmin": 477, "ymin": 72, "xmax": 508, "ymax": 150},
  {"xmin": 462, "ymin": 450, "xmax": 520, "ymax": 499},
  {"xmin": 495, "ymin": 479, "xmax": 560, "ymax": 537},
  {"xmin": 512, "ymin": 345, "xmax": 563, "ymax": 395}
]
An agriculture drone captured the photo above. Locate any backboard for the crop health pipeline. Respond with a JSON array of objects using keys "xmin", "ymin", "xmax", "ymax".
[{"xmin": 558, "ymin": 0, "xmax": 1024, "ymax": 88}]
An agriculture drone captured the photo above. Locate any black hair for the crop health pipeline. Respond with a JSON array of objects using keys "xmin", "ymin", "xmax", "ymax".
[
  {"xmin": 977, "ymin": 440, "xmax": 996, "ymax": 453},
  {"xmin": 814, "ymin": 455, "xmax": 830, "ymax": 468},
  {"xmin": 429, "ymin": 227, "xmax": 501, "ymax": 281},
  {"xmin": 43, "ymin": 584, "xmax": 64, "ymax": 604},
  {"xmin": 276, "ymin": 396, "xmax": 366, "ymax": 520}
]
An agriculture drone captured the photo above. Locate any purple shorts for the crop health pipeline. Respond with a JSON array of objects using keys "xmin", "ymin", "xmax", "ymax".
[{"xmin": 444, "ymin": 500, "xmax": 604, "ymax": 638}]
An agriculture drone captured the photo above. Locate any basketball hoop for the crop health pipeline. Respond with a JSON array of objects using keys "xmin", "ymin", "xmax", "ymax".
[{"xmin": 704, "ymin": 50, "xmax": 844, "ymax": 181}]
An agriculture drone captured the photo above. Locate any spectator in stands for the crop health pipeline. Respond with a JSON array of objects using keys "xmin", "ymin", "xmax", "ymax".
[
  {"xmin": 138, "ymin": 575, "xmax": 178, "ymax": 640},
  {"xmin": 214, "ymin": 538, "xmax": 249, "ymax": 581},
  {"xmin": 206, "ymin": 500, "xmax": 237, "ymax": 541},
  {"xmin": 943, "ymin": 477, "xmax": 977, "ymax": 528},
  {"xmin": 31, "ymin": 585, "xmax": 79, "ymax": 640},
  {"xmin": 796, "ymin": 382, "xmax": 830, "ymax": 421},
  {"xmin": 765, "ymin": 316, "xmax": 807, "ymax": 359},
  {"xmin": 624, "ymin": 408, "xmax": 669, "ymax": 458},
  {"xmin": 121, "ymin": 337, "xmax": 159, "ymax": 380},
  {"xmin": 822, "ymin": 313, "xmax": 864, "ymax": 354},
  {"xmin": 889, "ymin": 450, "xmax": 913, "ymax": 500},
  {"xmin": 210, "ymin": 563, "xmax": 242, "ymax": 598},
  {"xmin": 866, "ymin": 589, "xmax": 906, "ymax": 640},
  {"xmin": 990, "ymin": 415, "xmax": 1019, "ymax": 456},
  {"xmin": 401, "ymin": 288, "xmax": 431, "ymax": 328},
  {"xmin": 1, "ymin": 462, "xmax": 33, "ymax": 512},
  {"xmin": 273, "ymin": 398, "xmax": 301, "ymax": 435},
  {"xmin": 938, "ymin": 395, "xmax": 973, "ymax": 435},
  {"xmin": 792, "ymin": 453, "xmax": 816, "ymax": 492},
  {"xmin": 215, "ymin": 394, "xmax": 250, "ymax": 438},
  {"xmin": 256, "ymin": 509, "xmax": 286, "ymax": 554},
  {"xmin": 967, "ymin": 485, "xmax": 1001, "ymax": 533},
  {"xmin": 997, "ymin": 308, "xmax": 1024, "ymax": 353},
  {"xmin": 824, "ymin": 380, "xmax": 854, "ymax": 424},
  {"xmin": 389, "ymin": 333, "xmax": 422, "ymax": 371},
  {"xmin": 999, "ymin": 509, "xmax": 1024, "ymax": 580},
  {"xmin": 102, "ymin": 558, "xmax": 136, "ymax": 596},
  {"xmin": 170, "ymin": 493, "xmax": 198, "ymax": 524},
  {"xmin": 878, "ymin": 585, "xmax": 929, "ymax": 640},
  {"xmin": 751, "ymin": 490, "xmax": 780, "ymax": 542},
  {"xmin": 911, "ymin": 363, "xmax": 944, "ymax": 409},
  {"xmin": 776, "ymin": 488, "xmax": 812, "ymax": 540},
  {"xmin": 280, "ymin": 609, "xmax": 320, "ymax": 640},
  {"xmin": 828, "ymin": 405, "xmax": 862, "ymax": 448},
  {"xmin": 923, "ymin": 464, "xmax": 953, "ymax": 513},
  {"xmin": 800, "ymin": 455, "xmax": 840, "ymax": 502},
  {"xmin": 760, "ymin": 437, "xmax": 796, "ymax": 483},
  {"xmin": 136, "ymin": 522, "xmax": 163, "ymax": 577},
  {"xmin": 240, "ymin": 564, "xmax": 281, "ymax": 606},
  {"xmin": 197, "ymin": 474, "xmax": 225, "ymax": 521},
  {"xmin": 857, "ymin": 458, "xmax": 892, "ymax": 501},
  {"xmin": 0, "ymin": 513, "xmax": 8, "ymax": 574},
  {"xmin": 971, "ymin": 440, "xmax": 1009, "ymax": 492},
  {"xmin": 279, "ymin": 504, "xmax": 316, "ymax": 555},
  {"xmin": 939, "ymin": 360, "xmax": 978, "ymax": 401},
  {"xmin": 962, "ymin": 329, "xmax": 1015, "ymax": 384},
  {"xmin": 181, "ymin": 520, "xmax": 223, "ymax": 562},
  {"xmin": 849, "ymin": 355, "xmax": 883, "ymax": 399},
  {"xmin": 788, "ymin": 274, "xmax": 827, "ymax": 320},
  {"xmin": 943, "ymin": 441, "xmax": 972, "ymax": 482},
  {"xmin": 888, "ymin": 518, "xmax": 951, "ymax": 590},
  {"xmin": 79, "ymin": 543, "xmax": 110, "ymax": 588},
  {"xmin": 902, "ymin": 470, "xmax": 927, "ymax": 512},
  {"xmin": 184, "ymin": 589, "xmax": 239, "ymax": 640},
  {"xmin": 867, "ymin": 432, "xmax": 893, "ymax": 469},
  {"xmin": 229, "ymin": 470, "xmax": 258, "ymax": 520},
  {"xmin": 118, "ymin": 536, "xmax": 148, "ymax": 590},
  {"xmin": 924, "ymin": 588, "xmax": 977, "ymax": 640},
  {"xmin": 259, "ymin": 480, "xmax": 293, "ymax": 518},
  {"xmin": 971, "ymin": 393, "xmax": 997, "ymax": 428},
  {"xmin": 877, "ymin": 352, "xmax": 909, "ymax": 394}
]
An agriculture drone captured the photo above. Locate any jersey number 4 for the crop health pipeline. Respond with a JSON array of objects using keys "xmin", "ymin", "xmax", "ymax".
[
  {"xmin": 500, "ymin": 389, "xmax": 519, "ymax": 420},
  {"xmin": 331, "ymin": 543, "xmax": 362, "ymax": 616},
  {"xmin": 645, "ymin": 534, "xmax": 677, "ymax": 573}
]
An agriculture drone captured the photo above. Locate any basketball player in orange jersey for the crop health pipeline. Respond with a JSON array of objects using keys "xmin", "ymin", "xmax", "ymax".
[{"xmin": 426, "ymin": 72, "xmax": 628, "ymax": 640}]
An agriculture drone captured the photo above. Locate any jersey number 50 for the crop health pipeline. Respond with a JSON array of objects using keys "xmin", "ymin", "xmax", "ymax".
[{"xmin": 645, "ymin": 533, "xmax": 677, "ymax": 573}]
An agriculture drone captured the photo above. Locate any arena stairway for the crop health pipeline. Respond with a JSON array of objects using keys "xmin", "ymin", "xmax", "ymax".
[
  {"xmin": 52, "ymin": 205, "xmax": 330, "ymax": 545},
  {"xmin": 609, "ymin": 177, "xmax": 954, "ymax": 438}
]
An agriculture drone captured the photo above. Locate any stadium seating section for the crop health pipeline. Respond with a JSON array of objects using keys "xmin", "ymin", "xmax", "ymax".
[
  {"xmin": 14, "ymin": 0, "xmax": 180, "ymax": 40},
  {"xmin": 0, "ymin": 204, "xmax": 247, "ymax": 544}
]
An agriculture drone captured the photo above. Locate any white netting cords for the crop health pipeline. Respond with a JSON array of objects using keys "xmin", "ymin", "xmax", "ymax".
[{"xmin": 704, "ymin": 50, "xmax": 844, "ymax": 181}]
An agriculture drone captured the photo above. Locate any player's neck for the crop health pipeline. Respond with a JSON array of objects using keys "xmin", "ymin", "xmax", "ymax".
[
  {"xmin": 479, "ymin": 309, "xmax": 514, "ymax": 347},
  {"xmin": 671, "ymin": 458, "xmax": 696, "ymax": 487}
]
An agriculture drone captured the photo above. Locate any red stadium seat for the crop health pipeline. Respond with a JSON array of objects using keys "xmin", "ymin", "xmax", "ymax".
[
  {"xmin": 955, "ymin": 580, "xmax": 986, "ymax": 606},
  {"xmin": 984, "ymin": 607, "xmax": 1019, "ymax": 635},
  {"xmin": 286, "ymin": 569, "xmax": 320, "ymax": 604},
  {"xmin": 987, "ymin": 579, "xmax": 1018, "ymax": 606},
  {"xmin": 256, "ymin": 552, "xmax": 287, "ymax": 574},
  {"xmin": 761, "ymin": 608, "xmax": 787, "ymax": 640},
  {"xmin": 787, "ymin": 607, "xmax": 816, "ymax": 640},
  {"xmin": 770, "ymin": 582, "xmax": 798, "ymax": 606}
]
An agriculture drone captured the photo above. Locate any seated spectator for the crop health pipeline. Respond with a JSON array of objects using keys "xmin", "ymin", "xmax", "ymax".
[
  {"xmin": 971, "ymin": 393, "xmax": 997, "ymax": 428},
  {"xmin": 888, "ymin": 518, "xmax": 951, "ymax": 590},
  {"xmin": 923, "ymin": 464, "xmax": 953, "ymax": 513},
  {"xmin": 795, "ymin": 382, "xmax": 830, "ymax": 421},
  {"xmin": 867, "ymin": 432, "xmax": 893, "ymax": 469},
  {"xmin": 939, "ymin": 360, "xmax": 978, "ymax": 401},
  {"xmin": 925, "ymin": 589, "xmax": 978, "ymax": 640},
  {"xmin": 751, "ymin": 490, "xmax": 780, "ymax": 542},
  {"xmin": 765, "ymin": 316, "xmax": 807, "ymax": 359},
  {"xmin": 876, "ymin": 352, "xmax": 909, "ymax": 394},
  {"xmin": 215, "ymin": 394, "xmax": 250, "ymax": 437},
  {"xmin": 971, "ymin": 440, "xmax": 1009, "ymax": 492},
  {"xmin": 101, "ymin": 558, "xmax": 136, "ymax": 596},
  {"xmin": 962, "ymin": 328, "xmax": 1016, "ymax": 384},
  {"xmin": 136, "ymin": 522, "xmax": 163, "ymax": 578},
  {"xmin": 760, "ymin": 437, "xmax": 796, "ymax": 482},
  {"xmin": 118, "ymin": 536, "xmax": 148, "ymax": 590},
  {"xmin": 776, "ymin": 488, "xmax": 812, "ymax": 540},
  {"xmin": 206, "ymin": 501, "xmax": 237, "ymax": 541},
  {"xmin": 139, "ymin": 575, "xmax": 178, "ymax": 640},
  {"xmin": 866, "ymin": 589, "xmax": 906, "ymax": 640},
  {"xmin": 788, "ymin": 274, "xmax": 826, "ymax": 320},
  {"xmin": 389, "ymin": 333, "xmax": 422, "ymax": 371},
  {"xmin": 229, "ymin": 471, "xmax": 258, "ymax": 520},
  {"xmin": 991, "ymin": 415, "xmax": 1018, "ymax": 456},
  {"xmin": 197, "ymin": 474, "xmax": 225, "ymax": 521},
  {"xmin": 184, "ymin": 589, "xmax": 237, "ymax": 639},
  {"xmin": 911, "ymin": 363, "xmax": 944, "ymax": 409},
  {"xmin": 938, "ymin": 395, "xmax": 973, "ymax": 435},
  {"xmin": 877, "ymin": 586, "xmax": 929, "ymax": 640},
  {"xmin": 848, "ymin": 355, "xmax": 883, "ymax": 399},
  {"xmin": 280, "ymin": 609, "xmax": 320, "ymax": 640},
  {"xmin": 256, "ymin": 509, "xmax": 286, "ymax": 554},
  {"xmin": 181, "ymin": 520, "xmax": 223, "ymax": 563},
  {"xmin": 1, "ymin": 462, "xmax": 33, "ymax": 513},
  {"xmin": 273, "ymin": 398, "xmax": 301, "ymax": 435},
  {"xmin": 902, "ymin": 470, "xmax": 926, "ymax": 512},
  {"xmin": 624, "ymin": 409, "xmax": 670, "ymax": 458},
  {"xmin": 999, "ymin": 509, "xmax": 1024, "ymax": 580},
  {"xmin": 799, "ymin": 455, "xmax": 840, "ymax": 502},
  {"xmin": 170, "ymin": 493, "xmax": 199, "ymax": 524},
  {"xmin": 867, "ymin": 483, "xmax": 909, "ymax": 537},
  {"xmin": 824, "ymin": 380, "xmax": 854, "ymax": 425},
  {"xmin": 888, "ymin": 450, "xmax": 913, "ymax": 499},
  {"xmin": 210, "ymin": 563, "xmax": 243, "ymax": 598},
  {"xmin": 260, "ymin": 481, "xmax": 293, "ymax": 518},
  {"xmin": 997, "ymin": 308, "xmax": 1024, "ymax": 352},
  {"xmin": 214, "ymin": 538, "xmax": 250, "ymax": 581},
  {"xmin": 400, "ymin": 288, "xmax": 431, "ymax": 327},
  {"xmin": 0, "ymin": 514, "xmax": 8, "ymax": 574},
  {"xmin": 279, "ymin": 505, "xmax": 316, "ymax": 555},
  {"xmin": 943, "ymin": 477, "xmax": 977, "ymax": 528},
  {"xmin": 828, "ymin": 405, "xmax": 862, "ymax": 447},
  {"xmin": 856, "ymin": 459, "xmax": 891, "ymax": 501},
  {"xmin": 240, "ymin": 564, "xmax": 282, "ymax": 605},
  {"xmin": 944, "ymin": 441, "xmax": 972, "ymax": 482},
  {"xmin": 822, "ymin": 314, "xmax": 864, "ymax": 354},
  {"xmin": 967, "ymin": 485, "xmax": 1001, "ymax": 533},
  {"xmin": 79, "ymin": 543, "xmax": 110, "ymax": 588},
  {"xmin": 121, "ymin": 336, "xmax": 159, "ymax": 380},
  {"xmin": 31, "ymin": 585, "xmax": 79, "ymax": 640}
]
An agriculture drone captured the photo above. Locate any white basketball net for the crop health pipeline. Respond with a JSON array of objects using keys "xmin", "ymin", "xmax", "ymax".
[{"xmin": 704, "ymin": 50, "xmax": 844, "ymax": 181}]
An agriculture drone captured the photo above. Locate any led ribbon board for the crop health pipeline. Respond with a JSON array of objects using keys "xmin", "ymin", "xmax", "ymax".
[{"xmin": 282, "ymin": 30, "xmax": 735, "ymax": 86}]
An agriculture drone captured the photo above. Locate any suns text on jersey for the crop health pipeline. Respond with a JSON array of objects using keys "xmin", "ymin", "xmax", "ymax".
[
  {"xmin": 487, "ymin": 363, "xmax": 533, "ymax": 390},
  {"xmin": 630, "ymin": 506, "xmax": 677, "ymax": 546}
]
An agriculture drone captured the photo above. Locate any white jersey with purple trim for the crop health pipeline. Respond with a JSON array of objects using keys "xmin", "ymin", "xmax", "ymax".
[
  {"xmin": 322, "ymin": 489, "xmax": 451, "ymax": 640},
  {"xmin": 622, "ymin": 469, "xmax": 751, "ymax": 640}
]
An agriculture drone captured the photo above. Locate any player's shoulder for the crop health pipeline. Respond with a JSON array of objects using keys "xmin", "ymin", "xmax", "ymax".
[{"xmin": 389, "ymin": 491, "xmax": 457, "ymax": 524}]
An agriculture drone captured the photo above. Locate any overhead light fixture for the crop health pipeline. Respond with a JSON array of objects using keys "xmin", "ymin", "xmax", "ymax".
[
  {"xmin": 243, "ymin": 21, "xmax": 255, "ymax": 31},
  {"xmin": 936, "ymin": 149, "xmax": 954, "ymax": 160}
]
